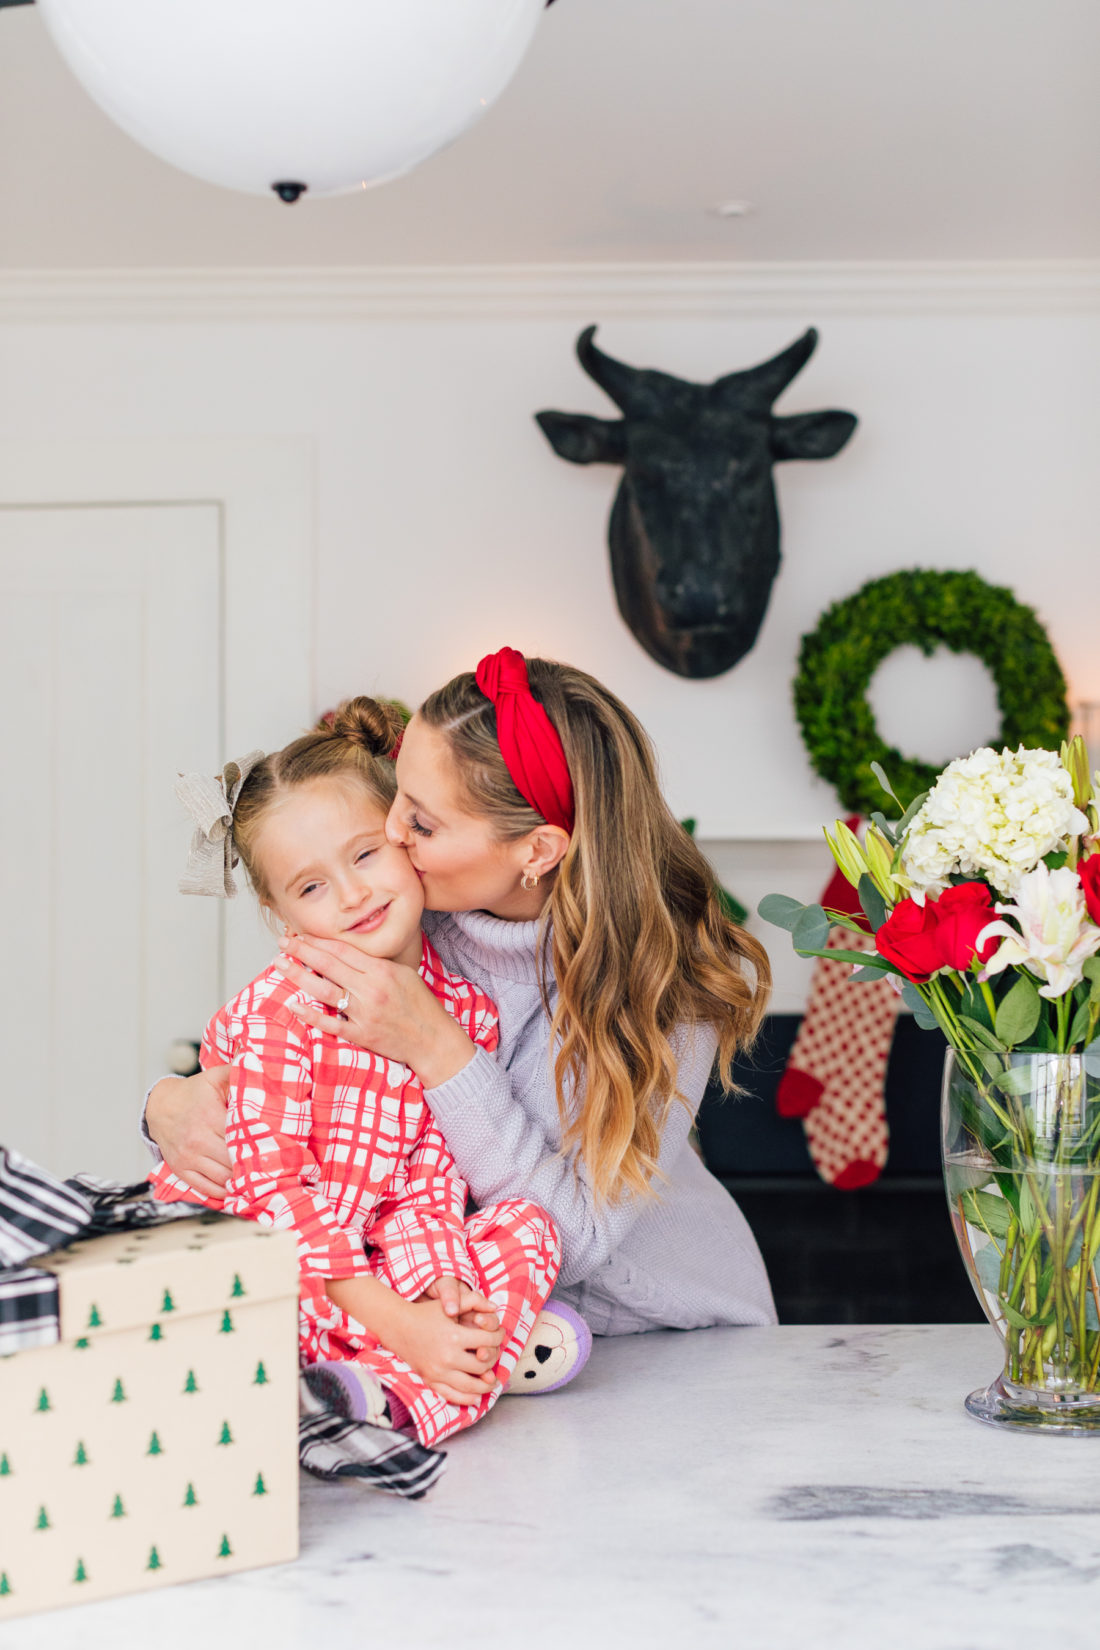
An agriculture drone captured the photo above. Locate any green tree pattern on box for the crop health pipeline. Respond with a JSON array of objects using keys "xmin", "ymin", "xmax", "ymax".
[
  {"xmin": 183, "ymin": 1482, "xmax": 198, "ymax": 1507},
  {"xmin": 111, "ymin": 1494, "xmax": 126, "ymax": 1518},
  {"xmin": 146, "ymin": 1547, "xmax": 162, "ymax": 1572},
  {"xmin": 161, "ymin": 1288, "xmax": 176, "ymax": 1312},
  {"xmin": 35, "ymin": 1507, "xmax": 49, "ymax": 1531},
  {"xmin": 147, "ymin": 1431, "xmax": 164, "ymax": 1456},
  {"xmin": 73, "ymin": 1559, "xmax": 88, "ymax": 1584},
  {"xmin": 253, "ymin": 1361, "xmax": 269, "ymax": 1385},
  {"xmin": 253, "ymin": 1472, "xmax": 267, "ymax": 1496},
  {"xmin": 86, "ymin": 1305, "xmax": 102, "ymax": 1328},
  {"xmin": 217, "ymin": 1535, "xmax": 232, "ymax": 1559},
  {"xmin": 219, "ymin": 1310, "xmax": 234, "ymax": 1333},
  {"xmin": 230, "ymin": 1274, "xmax": 246, "ymax": 1298},
  {"xmin": 793, "ymin": 569, "xmax": 1070, "ymax": 816},
  {"xmin": 0, "ymin": 1572, "xmax": 10, "ymax": 1596},
  {"xmin": 35, "ymin": 1388, "xmax": 50, "ymax": 1412},
  {"xmin": 111, "ymin": 1378, "xmax": 126, "ymax": 1403},
  {"xmin": 183, "ymin": 1370, "xmax": 199, "ymax": 1394},
  {"xmin": 149, "ymin": 1323, "xmax": 165, "ymax": 1342},
  {"xmin": 0, "ymin": 1453, "xmax": 10, "ymax": 1475},
  {"xmin": 217, "ymin": 1421, "xmax": 233, "ymax": 1446},
  {"xmin": 73, "ymin": 1441, "xmax": 89, "ymax": 1466}
]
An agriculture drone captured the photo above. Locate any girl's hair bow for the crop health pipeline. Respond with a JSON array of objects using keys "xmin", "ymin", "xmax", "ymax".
[{"xmin": 174, "ymin": 750, "xmax": 265, "ymax": 897}]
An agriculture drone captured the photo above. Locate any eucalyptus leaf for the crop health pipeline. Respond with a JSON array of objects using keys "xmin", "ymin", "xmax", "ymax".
[
  {"xmin": 900, "ymin": 983, "xmax": 939, "ymax": 1030},
  {"xmin": 857, "ymin": 875, "xmax": 887, "ymax": 933},
  {"xmin": 1083, "ymin": 956, "xmax": 1100, "ymax": 985},
  {"xmin": 791, "ymin": 904, "xmax": 831, "ymax": 954},
  {"xmin": 790, "ymin": 943, "xmax": 897, "ymax": 970},
  {"xmin": 1000, "ymin": 1299, "xmax": 1050, "ymax": 1331},
  {"xmin": 757, "ymin": 894, "xmax": 806, "ymax": 933},
  {"xmin": 994, "ymin": 975, "xmax": 1042, "ymax": 1049},
  {"xmin": 960, "ymin": 1189, "xmax": 1013, "ymax": 1241},
  {"xmin": 869, "ymin": 811, "xmax": 898, "ymax": 847},
  {"xmin": 991, "ymin": 1065, "xmax": 1038, "ymax": 1099},
  {"xmin": 974, "ymin": 1243, "xmax": 1002, "ymax": 1296},
  {"xmin": 895, "ymin": 790, "xmax": 930, "ymax": 839},
  {"xmin": 849, "ymin": 964, "xmax": 890, "ymax": 983},
  {"xmin": 1069, "ymin": 999, "xmax": 1095, "ymax": 1049},
  {"xmin": 957, "ymin": 1014, "xmax": 1005, "ymax": 1053},
  {"xmin": 869, "ymin": 761, "xmax": 903, "ymax": 810}
]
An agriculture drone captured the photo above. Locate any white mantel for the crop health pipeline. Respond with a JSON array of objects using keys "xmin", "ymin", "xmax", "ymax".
[{"xmin": 17, "ymin": 1323, "xmax": 1100, "ymax": 1650}]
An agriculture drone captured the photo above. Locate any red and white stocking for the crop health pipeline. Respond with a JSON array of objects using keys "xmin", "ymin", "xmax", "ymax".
[{"xmin": 775, "ymin": 831, "xmax": 900, "ymax": 1190}]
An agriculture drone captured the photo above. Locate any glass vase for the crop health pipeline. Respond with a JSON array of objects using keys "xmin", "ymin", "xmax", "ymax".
[{"xmin": 943, "ymin": 1048, "xmax": 1100, "ymax": 1433}]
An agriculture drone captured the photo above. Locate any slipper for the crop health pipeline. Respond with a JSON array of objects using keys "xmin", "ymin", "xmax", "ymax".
[{"xmin": 504, "ymin": 1302, "xmax": 592, "ymax": 1395}]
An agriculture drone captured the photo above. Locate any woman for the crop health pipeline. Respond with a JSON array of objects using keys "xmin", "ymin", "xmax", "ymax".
[{"xmin": 146, "ymin": 649, "xmax": 777, "ymax": 1335}]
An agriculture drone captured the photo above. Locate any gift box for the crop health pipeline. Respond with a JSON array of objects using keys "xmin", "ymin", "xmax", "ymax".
[{"xmin": 0, "ymin": 1210, "xmax": 300, "ymax": 1620}]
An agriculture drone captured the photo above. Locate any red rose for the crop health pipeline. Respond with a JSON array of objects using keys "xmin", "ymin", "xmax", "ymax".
[
  {"xmin": 1080, "ymin": 854, "xmax": 1100, "ymax": 928},
  {"xmin": 875, "ymin": 897, "xmax": 943, "ymax": 982},
  {"xmin": 931, "ymin": 882, "xmax": 997, "ymax": 971}
]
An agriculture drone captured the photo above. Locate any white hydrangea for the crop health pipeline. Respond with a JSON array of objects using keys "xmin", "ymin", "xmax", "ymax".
[{"xmin": 899, "ymin": 746, "xmax": 1088, "ymax": 899}]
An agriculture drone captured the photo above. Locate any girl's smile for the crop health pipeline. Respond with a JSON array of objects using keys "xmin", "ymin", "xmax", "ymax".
[{"xmin": 255, "ymin": 778, "xmax": 424, "ymax": 969}]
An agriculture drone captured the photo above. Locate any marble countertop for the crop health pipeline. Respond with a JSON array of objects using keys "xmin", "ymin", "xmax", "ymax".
[{"xmin": 11, "ymin": 1324, "xmax": 1100, "ymax": 1650}]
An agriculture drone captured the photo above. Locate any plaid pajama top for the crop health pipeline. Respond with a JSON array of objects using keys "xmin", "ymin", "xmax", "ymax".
[{"xmin": 151, "ymin": 936, "xmax": 499, "ymax": 1298}]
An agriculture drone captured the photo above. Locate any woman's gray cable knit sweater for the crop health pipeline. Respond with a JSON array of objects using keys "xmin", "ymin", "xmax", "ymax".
[{"xmin": 422, "ymin": 908, "xmax": 777, "ymax": 1336}]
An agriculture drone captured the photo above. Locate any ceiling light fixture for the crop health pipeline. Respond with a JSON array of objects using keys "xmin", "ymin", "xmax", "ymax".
[{"xmin": 28, "ymin": 0, "xmax": 548, "ymax": 202}]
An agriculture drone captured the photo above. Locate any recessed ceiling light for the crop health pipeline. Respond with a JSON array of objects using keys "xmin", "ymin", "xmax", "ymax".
[{"xmin": 707, "ymin": 200, "xmax": 755, "ymax": 219}]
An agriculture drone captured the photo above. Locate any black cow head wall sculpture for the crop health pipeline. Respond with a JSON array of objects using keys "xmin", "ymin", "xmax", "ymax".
[{"xmin": 536, "ymin": 326, "xmax": 857, "ymax": 679}]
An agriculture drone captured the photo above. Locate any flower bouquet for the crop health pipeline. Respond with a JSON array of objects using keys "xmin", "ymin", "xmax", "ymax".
[{"xmin": 761, "ymin": 740, "xmax": 1100, "ymax": 1431}]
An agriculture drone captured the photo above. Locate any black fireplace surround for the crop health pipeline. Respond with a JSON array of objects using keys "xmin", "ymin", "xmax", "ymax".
[{"xmin": 697, "ymin": 1016, "xmax": 984, "ymax": 1325}]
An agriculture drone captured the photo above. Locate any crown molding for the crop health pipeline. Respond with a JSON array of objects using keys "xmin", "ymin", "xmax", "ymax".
[{"xmin": 0, "ymin": 260, "xmax": 1096, "ymax": 323}]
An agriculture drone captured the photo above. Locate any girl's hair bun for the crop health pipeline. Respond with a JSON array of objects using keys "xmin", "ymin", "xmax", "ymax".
[{"xmin": 321, "ymin": 696, "xmax": 406, "ymax": 758}]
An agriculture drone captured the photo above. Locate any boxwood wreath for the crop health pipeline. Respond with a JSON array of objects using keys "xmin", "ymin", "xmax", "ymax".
[{"xmin": 794, "ymin": 568, "xmax": 1070, "ymax": 817}]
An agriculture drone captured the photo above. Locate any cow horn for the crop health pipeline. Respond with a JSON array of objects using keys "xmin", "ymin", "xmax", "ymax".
[
  {"xmin": 575, "ymin": 326, "xmax": 647, "ymax": 415},
  {"xmin": 716, "ymin": 327, "xmax": 819, "ymax": 409}
]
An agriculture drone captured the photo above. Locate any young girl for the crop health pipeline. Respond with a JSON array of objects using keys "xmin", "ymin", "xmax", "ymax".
[{"xmin": 151, "ymin": 698, "xmax": 564, "ymax": 1449}]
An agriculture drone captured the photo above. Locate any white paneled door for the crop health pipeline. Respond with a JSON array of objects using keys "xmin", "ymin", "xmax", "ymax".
[{"xmin": 0, "ymin": 503, "xmax": 224, "ymax": 1179}]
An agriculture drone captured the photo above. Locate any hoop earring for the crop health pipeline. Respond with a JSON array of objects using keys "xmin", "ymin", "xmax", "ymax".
[{"xmin": 521, "ymin": 871, "xmax": 540, "ymax": 892}]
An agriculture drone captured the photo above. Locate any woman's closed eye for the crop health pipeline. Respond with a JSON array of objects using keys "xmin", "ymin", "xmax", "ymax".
[{"xmin": 408, "ymin": 813, "xmax": 433, "ymax": 837}]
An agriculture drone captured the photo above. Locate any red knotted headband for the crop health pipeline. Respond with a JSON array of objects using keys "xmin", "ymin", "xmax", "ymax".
[{"xmin": 474, "ymin": 647, "xmax": 574, "ymax": 835}]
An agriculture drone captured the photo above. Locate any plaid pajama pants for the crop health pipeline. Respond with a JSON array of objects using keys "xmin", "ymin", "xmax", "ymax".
[{"xmin": 303, "ymin": 1198, "xmax": 561, "ymax": 1447}]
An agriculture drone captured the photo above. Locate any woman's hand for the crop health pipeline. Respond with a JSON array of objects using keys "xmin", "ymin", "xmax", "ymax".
[
  {"xmin": 146, "ymin": 1068, "xmax": 232, "ymax": 1201},
  {"xmin": 279, "ymin": 936, "xmax": 476, "ymax": 1088}
]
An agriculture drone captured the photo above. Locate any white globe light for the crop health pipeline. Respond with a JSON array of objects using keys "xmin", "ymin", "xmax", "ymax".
[{"xmin": 35, "ymin": 0, "xmax": 546, "ymax": 201}]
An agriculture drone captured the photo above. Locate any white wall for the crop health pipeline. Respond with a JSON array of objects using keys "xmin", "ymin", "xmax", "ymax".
[{"xmin": 0, "ymin": 281, "xmax": 1096, "ymax": 1004}]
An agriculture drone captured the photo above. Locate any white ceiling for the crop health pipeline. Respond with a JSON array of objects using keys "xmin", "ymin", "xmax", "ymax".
[{"xmin": 0, "ymin": 0, "xmax": 1097, "ymax": 267}]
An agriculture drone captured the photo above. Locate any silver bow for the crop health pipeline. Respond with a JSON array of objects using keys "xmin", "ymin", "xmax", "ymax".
[{"xmin": 175, "ymin": 750, "xmax": 265, "ymax": 898}]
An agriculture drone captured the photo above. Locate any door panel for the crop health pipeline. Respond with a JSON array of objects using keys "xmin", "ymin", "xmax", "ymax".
[{"xmin": 0, "ymin": 504, "xmax": 222, "ymax": 1179}]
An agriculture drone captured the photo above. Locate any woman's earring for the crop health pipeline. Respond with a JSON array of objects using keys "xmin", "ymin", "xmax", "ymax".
[{"xmin": 521, "ymin": 871, "xmax": 540, "ymax": 891}]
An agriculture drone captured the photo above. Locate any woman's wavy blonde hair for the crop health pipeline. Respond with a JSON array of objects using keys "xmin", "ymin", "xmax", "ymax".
[{"xmin": 420, "ymin": 659, "xmax": 771, "ymax": 1205}]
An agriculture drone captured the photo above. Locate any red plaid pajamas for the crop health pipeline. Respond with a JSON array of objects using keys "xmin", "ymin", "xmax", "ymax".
[{"xmin": 151, "ymin": 936, "xmax": 560, "ymax": 1447}]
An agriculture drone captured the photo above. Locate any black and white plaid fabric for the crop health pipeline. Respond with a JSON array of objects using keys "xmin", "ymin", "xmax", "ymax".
[
  {"xmin": 0, "ymin": 1145, "xmax": 94, "ymax": 1265},
  {"xmin": 298, "ymin": 1380, "xmax": 447, "ymax": 1499},
  {"xmin": 0, "ymin": 1265, "xmax": 60, "ymax": 1354},
  {"xmin": 66, "ymin": 1173, "xmax": 207, "ymax": 1236},
  {"xmin": 1, "ymin": 1146, "xmax": 447, "ymax": 1497}
]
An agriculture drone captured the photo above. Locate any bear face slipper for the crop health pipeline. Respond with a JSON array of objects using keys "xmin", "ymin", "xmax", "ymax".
[{"xmin": 504, "ymin": 1303, "xmax": 593, "ymax": 1395}]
